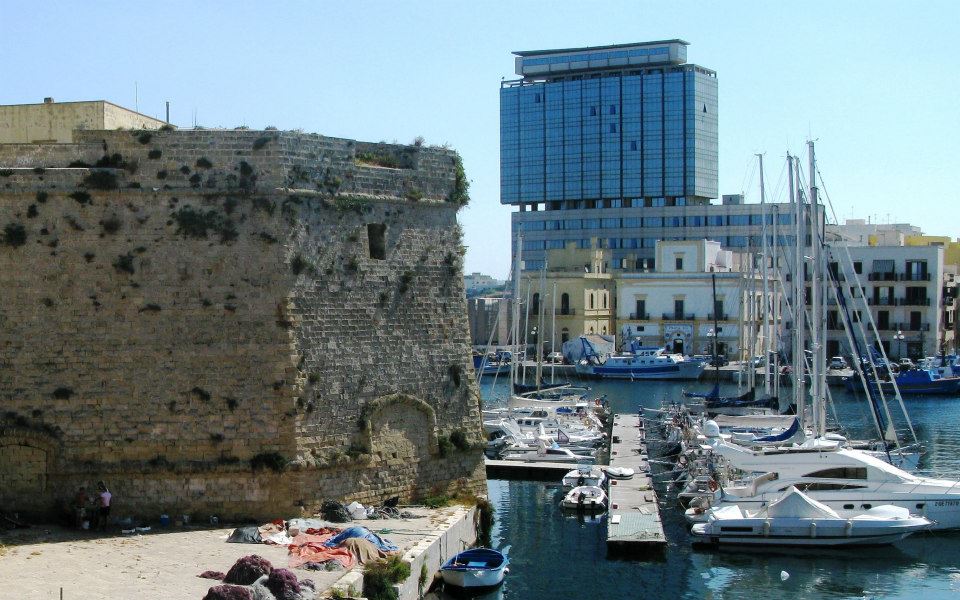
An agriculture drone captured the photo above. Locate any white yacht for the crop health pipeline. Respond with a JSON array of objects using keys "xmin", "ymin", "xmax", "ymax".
[
  {"xmin": 685, "ymin": 434, "xmax": 960, "ymax": 530},
  {"xmin": 691, "ymin": 486, "xmax": 931, "ymax": 547}
]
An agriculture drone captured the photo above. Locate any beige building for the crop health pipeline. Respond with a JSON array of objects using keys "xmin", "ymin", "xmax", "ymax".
[
  {"xmin": 520, "ymin": 244, "xmax": 614, "ymax": 355},
  {"xmin": 0, "ymin": 98, "xmax": 168, "ymax": 144},
  {"xmin": 616, "ymin": 239, "xmax": 768, "ymax": 358}
]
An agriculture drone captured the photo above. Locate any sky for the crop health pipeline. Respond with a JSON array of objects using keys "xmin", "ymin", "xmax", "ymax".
[{"xmin": 2, "ymin": 1, "xmax": 957, "ymax": 279}]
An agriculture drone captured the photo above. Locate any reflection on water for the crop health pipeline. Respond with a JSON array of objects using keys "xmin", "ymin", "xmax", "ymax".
[{"xmin": 480, "ymin": 378, "xmax": 960, "ymax": 599}]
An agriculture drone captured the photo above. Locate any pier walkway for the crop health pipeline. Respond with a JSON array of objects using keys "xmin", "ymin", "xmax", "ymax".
[{"xmin": 606, "ymin": 413, "xmax": 667, "ymax": 554}]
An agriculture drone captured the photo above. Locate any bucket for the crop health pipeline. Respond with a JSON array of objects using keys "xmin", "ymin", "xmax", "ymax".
[{"xmin": 159, "ymin": 514, "xmax": 170, "ymax": 527}]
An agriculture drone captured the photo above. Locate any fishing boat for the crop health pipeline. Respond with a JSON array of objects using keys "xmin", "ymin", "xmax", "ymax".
[
  {"xmin": 845, "ymin": 368, "xmax": 960, "ymax": 396},
  {"xmin": 575, "ymin": 338, "xmax": 705, "ymax": 380},
  {"xmin": 690, "ymin": 486, "xmax": 931, "ymax": 547},
  {"xmin": 440, "ymin": 548, "xmax": 509, "ymax": 590},
  {"xmin": 560, "ymin": 485, "xmax": 607, "ymax": 510},
  {"xmin": 562, "ymin": 464, "xmax": 606, "ymax": 488}
]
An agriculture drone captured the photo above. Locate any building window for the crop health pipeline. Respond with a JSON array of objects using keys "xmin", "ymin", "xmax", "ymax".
[
  {"xmin": 609, "ymin": 105, "xmax": 617, "ymax": 115},
  {"xmin": 367, "ymin": 223, "xmax": 387, "ymax": 260},
  {"xmin": 561, "ymin": 293, "xmax": 570, "ymax": 315},
  {"xmin": 635, "ymin": 299, "xmax": 646, "ymax": 319},
  {"xmin": 602, "ymin": 293, "xmax": 608, "ymax": 309},
  {"xmin": 675, "ymin": 256, "xmax": 683, "ymax": 270},
  {"xmin": 854, "ymin": 261, "xmax": 862, "ymax": 274},
  {"xmin": 531, "ymin": 293, "xmax": 540, "ymax": 314},
  {"xmin": 674, "ymin": 299, "xmax": 684, "ymax": 319},
  {"xmin": 589, "ymin": 293, "xmax": 595, "ymax": 309},
  {"xmin": 561, "ymin": 328, "xmax": 570, "ymax": 343},
  {"xmin": 630, "ymin": 141, "xmax": 638, "ymax": 151},
  {"xmin": 589, "ymin": 106, "xmax": 597, "ymax": 117}
]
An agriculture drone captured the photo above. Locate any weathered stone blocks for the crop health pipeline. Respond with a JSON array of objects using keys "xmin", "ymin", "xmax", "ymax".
[{"xmin": 0, "ymin": 129, "xmax": 483, "ymax": 520}]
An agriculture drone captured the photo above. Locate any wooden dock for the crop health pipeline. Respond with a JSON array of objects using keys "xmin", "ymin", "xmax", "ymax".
[{"xmin": 605, "ymin": 413, "xmax": 667, "ymax": 554}]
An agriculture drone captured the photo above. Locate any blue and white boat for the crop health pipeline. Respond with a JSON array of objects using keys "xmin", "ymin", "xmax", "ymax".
[
  {"xmin": 440, "ymin": 548, "xmax": 509, "ymax": 590},
  {"xmin": 575, "ymin": 337, "xmax": 705, "ymax": 380},
  {"xmin": 845, "ymin": 368, "xmax": 960, "ymax": 396}
]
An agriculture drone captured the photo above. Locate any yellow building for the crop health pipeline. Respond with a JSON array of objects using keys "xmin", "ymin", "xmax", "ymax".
[
  {"xmin": 0, "ymin": 98, "xmax": 168, "ymax": 144},
  {"xmin": 904, "ymin": 235, "xmax": 960, "ymax": 271},
  {"xmin": 519, "ymin": 244, "xmax": 614, "ymax": 355}
]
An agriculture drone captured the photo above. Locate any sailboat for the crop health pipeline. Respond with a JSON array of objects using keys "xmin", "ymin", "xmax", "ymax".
[{"xmin": 680, "ymin": 143, "xmax": 950, "ymax": 523}]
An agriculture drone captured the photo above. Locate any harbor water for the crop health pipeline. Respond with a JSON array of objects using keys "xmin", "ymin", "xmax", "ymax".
[{"xmin": 469, "ymin": 377, "xmax": 960, "ymax": 600}]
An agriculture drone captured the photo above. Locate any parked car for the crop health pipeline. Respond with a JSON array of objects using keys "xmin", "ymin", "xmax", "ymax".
[
  {"xmin": 828, "ymin": 356, "xmax": 848, "ymax": 370},
  {"xmin": 545, "ymin": 352, "xmax": 565, "ymax": 365},
  {"xmin": 709, "ymin": 355, "xmax": 729, "ymax": 367}
]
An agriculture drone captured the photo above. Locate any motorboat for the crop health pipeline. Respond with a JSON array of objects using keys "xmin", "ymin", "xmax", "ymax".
[
  {"xmin": 562, "ymin": 464, "xmax": 606, "ymax": 488},
  {"xmin": 440, "ymin": 548, "xmax": 508, "ymax": 590},
  {"xmin": 500, "ymin": 439, "xmax": 595, "ymax": 463},
  {"xmin": 685, "ymin": 432, "xmax": 960, "ymax": 530},
  {"xmin": 605, "ymin": 466, "xmax": 636, "ymax": 480},
  {"xmin": 690, "ymin": 486, "xmax": 931, "ymax": 547},
  {"xmin": 575, "ymin": 337, "xmax": 706, "ymax": 380},
  {"xmin": 561, "ymin": 486, "xmax": 607, "ymax": 510}
]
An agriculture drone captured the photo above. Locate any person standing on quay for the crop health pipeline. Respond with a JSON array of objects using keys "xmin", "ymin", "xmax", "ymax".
[{"xmin": 96, "ymin": 481, "xmax": 112, "ymax": 530}]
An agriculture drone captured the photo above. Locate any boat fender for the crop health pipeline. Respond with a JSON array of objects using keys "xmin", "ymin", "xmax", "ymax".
[
  {"xmin": 844, "ymin": 520, "xmax": 853, "ymax": 537},
  {"xmin": 762, "ymin": 520, "xmax": 770, "ymax": 537},
  {"xmin": 810, "ymin": 522, "xmax": 817, "ymax": 538}
]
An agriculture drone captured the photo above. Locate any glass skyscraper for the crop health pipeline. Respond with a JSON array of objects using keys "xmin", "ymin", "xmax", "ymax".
[{"xmin": 501, "ymin": 40, "xmax": 717, "ymax": 207}]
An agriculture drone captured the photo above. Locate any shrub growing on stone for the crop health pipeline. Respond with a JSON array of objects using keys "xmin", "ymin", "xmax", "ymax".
[
  {"xmin": 363, "ymin": 555, "xmax": 410, "ymax": 600},
  {"xmin": 223, "ymin": 555, "xmax": 273, "ymax": 586},
  {"xmin": 2, "ymin": 223, "xmax": 27, "ymax": 247},
  {"xmin": 250, "ymin": 452, "xmax": 287, "ymax": 473}
]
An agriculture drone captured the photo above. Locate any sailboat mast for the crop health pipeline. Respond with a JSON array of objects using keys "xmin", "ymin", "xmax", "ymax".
[
  {"xmin": 511, "ymin": 231, "xmax": 523, "ymax": 394},
  {"xmin": 791, "ymin": 154, "xmax": 806, "ymax": 423},
  {"xmin": 772, "ymin": 204, "xmax": 781, "ymax": 400},
  {"xmin": 550, "ymin": 281, "xmax": 557, "ymax": 384},
  {"xmin": 758, "ymin": 153, "xmax": 771, "ymax": 395},
  {"xmin": 809, "ymin": 140, "xmax": 827, "ymax": 436}
]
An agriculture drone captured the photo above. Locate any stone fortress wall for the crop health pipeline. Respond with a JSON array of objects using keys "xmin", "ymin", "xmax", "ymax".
[{"xmin": 0, "ymin": 128, "xmax": 484, "ymax": 520}]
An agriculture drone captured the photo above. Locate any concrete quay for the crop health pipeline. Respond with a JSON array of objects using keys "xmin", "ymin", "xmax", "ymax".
[{"xmin": 0, "ymin": 505, "xmax": 478, "ymax": 600}]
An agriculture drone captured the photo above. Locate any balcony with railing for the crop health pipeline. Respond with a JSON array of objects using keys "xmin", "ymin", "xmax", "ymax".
[
  {"xmin": 627, "ymin": 312, "xmax": 650, "ymax": 320},
  {"xmin": 868, "ymin": 297, "xmax": 897, "ymax": 306},
  {"xmin": 897, "ymin": 322, "xmax": 931, "ymax": 332},
  {"xmin": 553, "ymin": 308, "xmax": 577, "ymax": 316},
  {"xmin": 900, "ymin": 272, "xmax": 931, "ymax": 282},
  {"xmin": 707, "ymin": 313, "xmax": 729, "ymax": 321},
  {"xmin": 662, "ymin": 313, "xmax": 696, "ymax": 321},
  {"xmin": 898, "ymin": 297, "xmax": 930, "ymax": 306},
  {"xmin": 868, "ymin": 271, "xmax": 898, "ymax": 282}
]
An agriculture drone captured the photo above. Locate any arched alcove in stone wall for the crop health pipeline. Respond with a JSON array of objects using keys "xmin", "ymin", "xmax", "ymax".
[
  {"xmin": 0, "ymin": 430, "xmax": 59, "ymax": 509},
  {"xmin": 360, "ymin": 394, "xmax": 439, "ymax": 461}
]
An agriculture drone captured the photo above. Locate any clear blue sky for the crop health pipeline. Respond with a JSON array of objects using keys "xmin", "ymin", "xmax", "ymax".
[{"xmin": 3, "ymin": 1, "xmax": 957, "ymax": 278}]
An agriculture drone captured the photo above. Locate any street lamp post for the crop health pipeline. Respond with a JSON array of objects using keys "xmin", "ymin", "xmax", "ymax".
[{"xmin": 893, "ymin": 329, "xmax": 905, "ymax": 361}]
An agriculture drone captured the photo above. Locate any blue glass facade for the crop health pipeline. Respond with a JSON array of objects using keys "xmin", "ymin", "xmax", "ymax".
[
  {"xmin": 501, "ymin": 42, "xmax": 812, "ymax": 269},
  {"xmin": 501, "ymin": 64, "xmax": 718, "ymax": 205}
]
